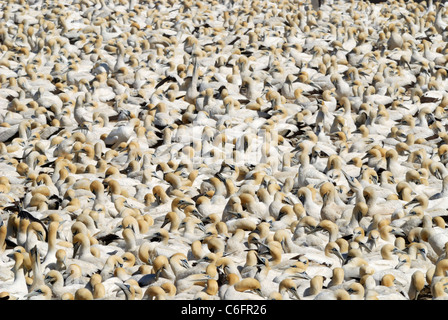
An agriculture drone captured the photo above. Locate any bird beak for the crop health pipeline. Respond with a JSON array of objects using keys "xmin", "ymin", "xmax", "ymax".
[
  {"xmin": 293, "ymin": 271, "xmax": 311, "ymax": 281},
  {"xmin": 361, "ymin": 153, "xmax": 370, "ymax": 160},
  {"xmin": 37, "ymin": 231, "xmax": 45, "ymax": 242},
  {"xmin": 30, "ymin": 246, "xmax": 39, "ymax": 260},
  {"xmin": 392, "ymin": 246, "xmax": 406, "ymax": 255},
  {"xmin": 24, "ymin": 290, "xmax": 41, "ymax": 299},
  {"xmin": 160, "ymin": 218, "xmax": 169, "ymax": 229},
  {"xmin": 358, "ymin": 241, "xmax": 372, "ymax": 253},
  {"xmin": 197, "ymin": 222, "xmax": 206, "ymax": 233},
  {"xmin": 111, "ymin": 225, "xmax": 122, "ymax": 233},
  {"xmin": 256, "ymin": 254, "xmax": 266, "ymax": 266},
  {"xmin": 254, "ymin": 288, "xmax": 264, "ymax": 298},
  {"xmin": 307, "ymin": 225, "xmax": 323, "ymax": 235},
  {"xmin": 403, "ymin": 199, "xmax": 417, "ymax": 208},
  {"xmin": 155, "ymin": 267, "xmax": 163, "ymax": 281},
  {"xmin": 179, "ymin": 200, "xmax": 194, "ymax": 208},
  {"xmin": 227, "ymin": 211, "xmax": 241, "ymax": 218},
  {"xmin": 277, "ymin": 211, "xmax": 286, "ymax": 221},
  {"xmin": 115, "ymin": 282, "xmax": 132, "ymax": 295},
  {"xmin": 72, "ymin": 242, "xmax": 81, "ymax": 258},
  {"xmin": 394, "ymin": 258, "xmax": 406, "ymax": 270},
  {"xmin": 289, "ymin": 287, "xmax": 301, "ymax": 300},
  {"xmin": 191, "ymin": 209, "xmax": 203, "ymax": 219},
  {"xmin": 333, "ymin": 248, "xmax": 345, "ymax": 263},
  {"xmin": 355, "ymin": 209, "xmax": 363, "ymax": 223},
  {"xmin": 420, "ymin": 250, "xmax": 427, "ymax": 261},
  {"xmin": 434, "ymin": 170, "xmax": 444, "ymax": 180},
  {"xmin": 393, "ymin": 227, "xmax": 407, "ymax": 238},
  {"xmin": 181, "ymin": 259, "xmax": 190, "ymax": 269},
  {"xmin": 283, "ymin": 196, "xmax": 293, "ymax": 205}
]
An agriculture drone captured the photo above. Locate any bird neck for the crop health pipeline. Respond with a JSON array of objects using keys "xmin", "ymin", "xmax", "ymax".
[{"xmin": 13, "ymin": 265, "xmax": 26, "ymax": 286}]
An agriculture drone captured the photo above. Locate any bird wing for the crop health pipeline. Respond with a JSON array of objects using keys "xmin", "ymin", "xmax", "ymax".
[{"xmin": 0, "ymin": 125, "xmax": 19, "ymax": 143}]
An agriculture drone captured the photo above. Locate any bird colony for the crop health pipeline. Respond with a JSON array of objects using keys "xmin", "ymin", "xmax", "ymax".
[{"xmin": 2, "ymin": 0, "xmax": 448, "ymax": 301}]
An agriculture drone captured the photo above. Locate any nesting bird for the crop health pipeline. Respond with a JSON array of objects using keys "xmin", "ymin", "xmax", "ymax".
[{"xmin": 0, "ymin": 0, "xmax": 446, "ymax": 301}]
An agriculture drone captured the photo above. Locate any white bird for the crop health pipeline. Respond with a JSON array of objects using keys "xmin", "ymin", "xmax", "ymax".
[
  {"xmin": 0, "ymin": 252, "xmax": 28, "ymax": 298},
  {"xmin": 104, "ymin": 118, "xmax": 140, "ymax": 149}
]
